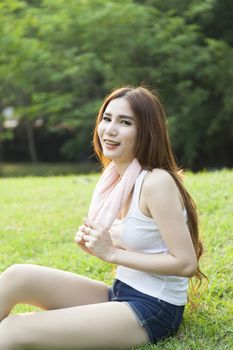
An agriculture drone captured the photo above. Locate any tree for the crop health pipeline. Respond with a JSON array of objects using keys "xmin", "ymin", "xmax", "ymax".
[{"xmin": 0, "ymin": 0, "xmax": 232, "ymax": 168}]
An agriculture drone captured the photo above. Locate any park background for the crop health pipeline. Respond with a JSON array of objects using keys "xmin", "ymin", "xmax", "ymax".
[
  {"xmin": 0, "ymin": 1, "xmax": 232, "ymax": 349},
  {"xmin": 0, "ymin": 0, "xmax": 232, "ymax": 172}
]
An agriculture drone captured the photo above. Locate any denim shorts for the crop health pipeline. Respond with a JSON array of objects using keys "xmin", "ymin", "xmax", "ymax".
[{"xmin": 108, "ymin": 279, "xmax": 185, "ymax": 344}]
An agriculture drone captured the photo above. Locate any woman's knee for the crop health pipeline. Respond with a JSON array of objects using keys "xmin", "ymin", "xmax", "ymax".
[
  {"xmin": 1, "ymin": 264, "xmax": 36, "ymax": 294},
  {"xmin": 2, "ymin": 264, "xmax": 26, "ymax": 282},
  {"xmin": 0, "ymin": 315, "xmax": 24, "ymax": 350}
]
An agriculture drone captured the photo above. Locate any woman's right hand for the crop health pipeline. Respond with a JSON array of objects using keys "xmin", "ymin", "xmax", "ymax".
[{"xmin": 74, "ymin": 225, "xmax": 94, "ymax": 255}]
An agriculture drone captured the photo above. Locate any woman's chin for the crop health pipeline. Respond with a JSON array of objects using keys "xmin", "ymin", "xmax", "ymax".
[{"xmin": 103, "ymin": 151, "xmax": 118, "ymax": 160}]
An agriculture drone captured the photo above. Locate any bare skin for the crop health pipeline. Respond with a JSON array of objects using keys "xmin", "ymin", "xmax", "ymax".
[
  {"xmin": 0, "ymin": 97, "xmax": 196, "ymax": 349},
  {"xmin": 0, "ymin": 264, "xmax": 149, "ymax": 349}
]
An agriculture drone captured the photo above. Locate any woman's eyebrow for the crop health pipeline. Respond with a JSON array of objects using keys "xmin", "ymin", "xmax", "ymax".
[{"xmin": 103, "ymin": 112, "xmax": 134, "ymax": 120}]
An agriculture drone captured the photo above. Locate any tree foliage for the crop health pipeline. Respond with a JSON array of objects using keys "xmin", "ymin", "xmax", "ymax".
[{"xmin": 0, "ymin": 0, "xmax": 232, "ymax": 169}]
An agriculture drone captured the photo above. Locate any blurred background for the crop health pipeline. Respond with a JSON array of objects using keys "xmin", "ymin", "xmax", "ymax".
[{"xmin": 0, "ymin": 0, "xmax": 232, "ymax": 174}]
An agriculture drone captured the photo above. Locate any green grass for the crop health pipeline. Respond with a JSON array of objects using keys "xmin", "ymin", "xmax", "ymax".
[
  {"xmin": 0, "ymin": 162, "xmax": 99, "ymax": 177},
  {"xmin": 0, "ymin": 169, "xmax": 232, "ymax": 349}
]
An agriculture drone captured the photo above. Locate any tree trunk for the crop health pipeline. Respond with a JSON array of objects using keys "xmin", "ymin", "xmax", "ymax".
[
  {"xmin": 0, "ymin": 137, "xmax": 2, "ymax": 162},
  {"xmin": 24, "ymin": 119, "xmax": 38, "ymax": 163}
]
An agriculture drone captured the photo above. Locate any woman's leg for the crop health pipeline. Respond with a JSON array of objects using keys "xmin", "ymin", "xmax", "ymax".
[
  {"xmin": 0, "ymin": 301, "xmax": 149, "ymax": 350},
  {"xmin": 0, "ymin": 264, "xmax": 109, "ymax": 321}
]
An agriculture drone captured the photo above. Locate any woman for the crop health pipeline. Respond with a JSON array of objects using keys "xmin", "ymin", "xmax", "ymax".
[{"xmin": 0, "ymin": 86, "xmax": 205, "ymax": 349}]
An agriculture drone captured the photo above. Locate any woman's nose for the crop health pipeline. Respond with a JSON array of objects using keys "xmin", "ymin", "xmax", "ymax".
[{"xmin": 105, "ymin": 122, "xmax": 117, "ymax": 136}]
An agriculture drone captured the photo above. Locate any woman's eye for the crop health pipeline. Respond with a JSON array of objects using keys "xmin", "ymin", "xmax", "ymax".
[
  {"xmin": 121, "ymin": 120, "xmax": 131, "ymax": 126},
  {"xmin": 102, "ymin": 116, "xmax": 111, "ymax": 122}
]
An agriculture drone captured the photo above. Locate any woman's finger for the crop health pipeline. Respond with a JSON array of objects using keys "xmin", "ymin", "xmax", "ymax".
[
  {"xmin": 75, "ymin": 230, "xmax": 83, "ymax": 238},
  {"xmin": 79, "ymin": 225, "xmax": 86, "ymax": 232},
  {"xmin": 83, "ymin": 218, "xmax": 101, "ymax": 230},
  {"xmin": 74, "ymin": 230, "xmax": 84, "ymax": 242},
  {"xmin": 83, "ymin": 234, "xmax": 95, "ymax": 242},
  {"xmin": 84, "ymin": 226, "xmax": 92, "ymax": 235}
]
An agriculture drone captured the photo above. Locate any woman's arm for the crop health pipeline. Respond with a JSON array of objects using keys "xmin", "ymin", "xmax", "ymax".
[
  {"xmin": 77, "ymin": 170, "xmax": 197, "ymax": 277},
  {"xmin": 110, "ymin": 170, "xmax": 197, "ymax": 277}
]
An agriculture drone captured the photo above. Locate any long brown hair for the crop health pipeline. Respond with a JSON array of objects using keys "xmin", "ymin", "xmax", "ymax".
[{"xmin": 93, "ymin": 86, "xmax": 207, "ymax": 291}]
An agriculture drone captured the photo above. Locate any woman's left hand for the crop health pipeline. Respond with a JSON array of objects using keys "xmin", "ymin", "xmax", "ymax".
[{"xmin": 75, "ymin": 218, "xmax": 117, "ymax": 263}]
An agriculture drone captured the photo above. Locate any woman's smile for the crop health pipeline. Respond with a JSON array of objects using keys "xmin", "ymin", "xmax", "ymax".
[
  {"xmin": 103, "ymin": 139, "xmax": 121, "ymax": 148},
  {"xmin": 97, "ymin": 97, "xmax": 137, "ymax": 165}
]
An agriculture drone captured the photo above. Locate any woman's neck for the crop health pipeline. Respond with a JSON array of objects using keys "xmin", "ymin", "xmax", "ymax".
[{"xmin": 113, "ymin": 160, "xmax": 133, "ymax": 177}]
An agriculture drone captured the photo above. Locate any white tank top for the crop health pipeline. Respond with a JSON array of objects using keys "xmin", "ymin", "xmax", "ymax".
[{"xmin": 110, "ymin": 170, "xmax": 189, "ymax": 306}]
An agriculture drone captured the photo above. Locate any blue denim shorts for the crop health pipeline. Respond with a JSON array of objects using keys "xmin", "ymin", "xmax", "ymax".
[{"xmin": 108, "ymin": 279, "xmax": 185, "ymax": 344}]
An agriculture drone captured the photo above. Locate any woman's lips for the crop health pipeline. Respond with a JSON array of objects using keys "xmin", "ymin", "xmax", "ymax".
[
  {"xmin": 104, "ymin": 139, "xmax": 120, "ymax": 145},
  {"xmin": 103, "ymin": 140, "xmax": 120, "ymax": 150}
]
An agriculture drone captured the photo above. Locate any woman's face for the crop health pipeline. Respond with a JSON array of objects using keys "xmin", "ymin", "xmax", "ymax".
[{"xmin": 97, "ymin": 97, "xmax": 137, "ymax": 165}]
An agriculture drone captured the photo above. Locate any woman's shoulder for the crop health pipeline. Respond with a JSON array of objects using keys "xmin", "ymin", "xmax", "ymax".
[
  {"xmin": 142, "ymin": 168, "xmax": 183, "ymax": 208},
  {"xmin": 143, "ymin": 169, "xmax": 176, "ymax": 192}
]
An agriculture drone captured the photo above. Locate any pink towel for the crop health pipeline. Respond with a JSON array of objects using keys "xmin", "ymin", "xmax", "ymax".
[{"xmin": 88, "ymin": 159, "xmax": 142, "ymax": 229}]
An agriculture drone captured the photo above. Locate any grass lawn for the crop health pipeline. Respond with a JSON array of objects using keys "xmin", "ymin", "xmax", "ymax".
[{"xmin": 0, "ymin": 169, "xmax": 232, "ymax": 349}]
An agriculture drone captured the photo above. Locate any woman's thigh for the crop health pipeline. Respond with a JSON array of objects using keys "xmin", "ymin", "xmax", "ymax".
[
  {"xmin": 1, "ymin": 264, "xmax": 109, "ymax": 309},
  {"xmin": 0, "ymin": 302, "xmax": 149, "ymax": 350}
]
